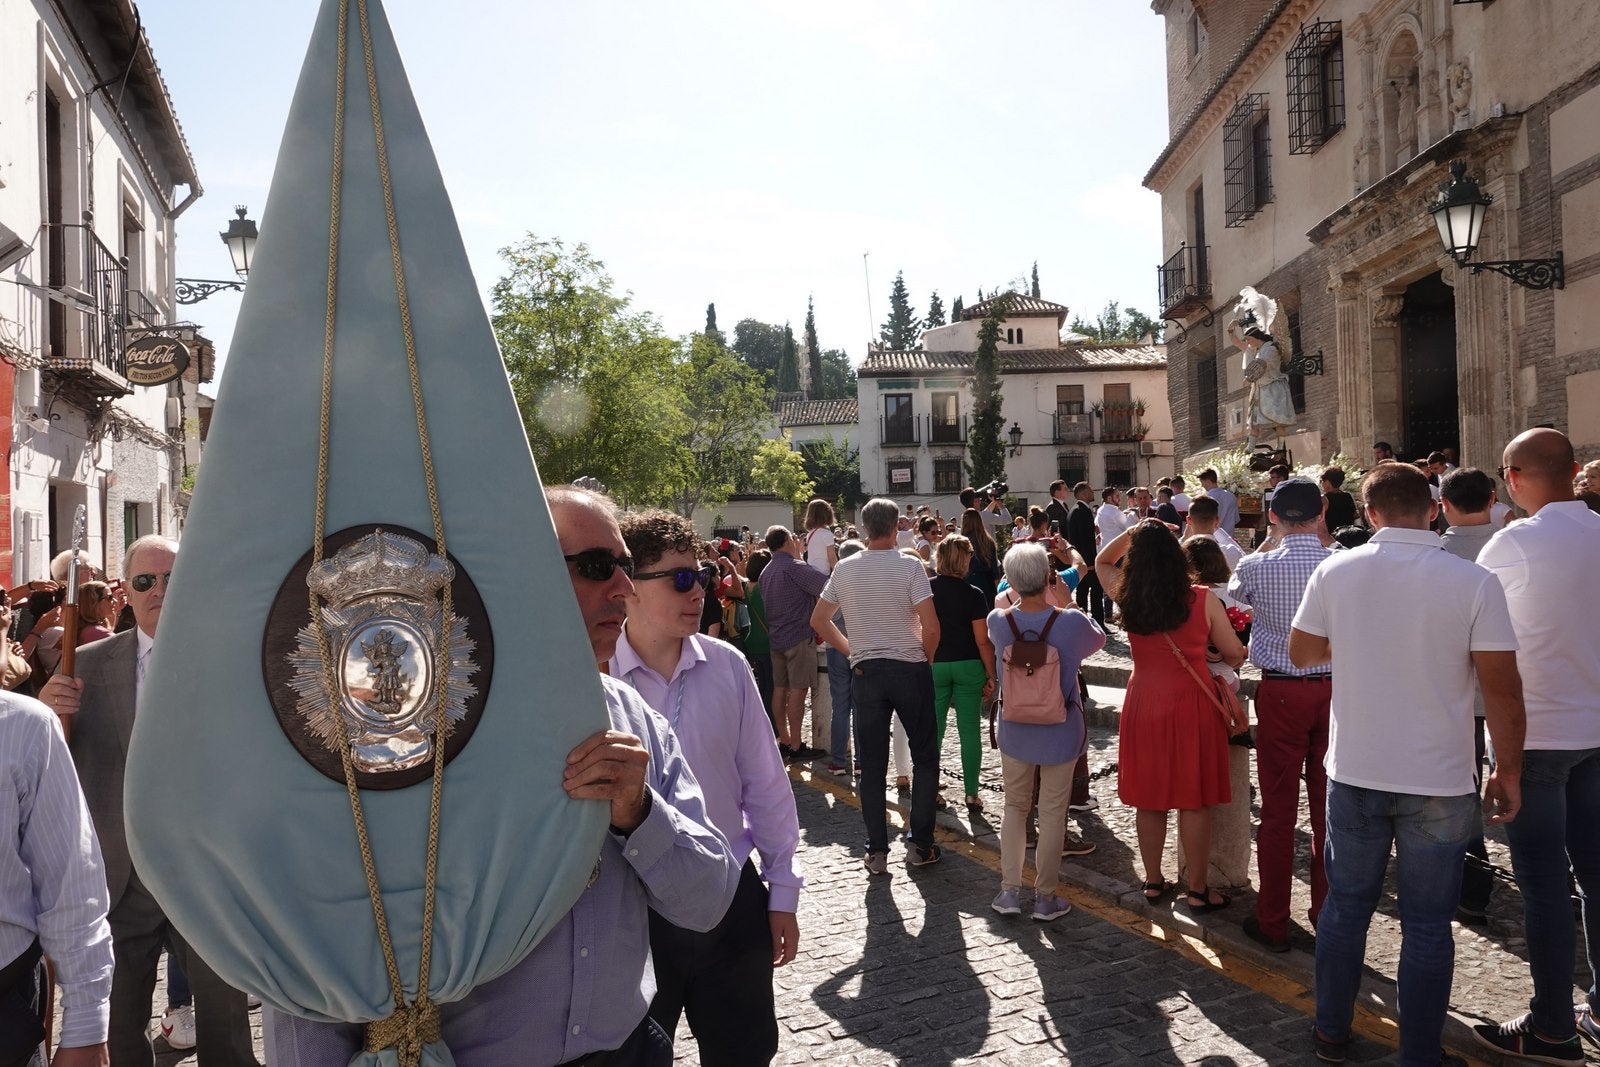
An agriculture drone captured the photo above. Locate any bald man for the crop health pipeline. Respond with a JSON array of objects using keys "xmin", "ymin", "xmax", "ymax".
[{"xmin": 1473, "ymin": 429, "xmax": 1600, "ymax": 1062}]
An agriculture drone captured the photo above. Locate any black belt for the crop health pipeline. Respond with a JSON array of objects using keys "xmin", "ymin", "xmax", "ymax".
[{"xmin": 1261, "ymin": 671, "xmax": 1331, "ymax": 681}]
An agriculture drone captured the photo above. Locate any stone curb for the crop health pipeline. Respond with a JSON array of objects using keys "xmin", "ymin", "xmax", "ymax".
[{"xmin": 805, "ymin": 766, "xmax": 1514, "ymax": 1067}]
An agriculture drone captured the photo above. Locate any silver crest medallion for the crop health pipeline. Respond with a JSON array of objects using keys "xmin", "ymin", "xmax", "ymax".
[{"xmin": 286, "ymin": 529, "xmax": 478, "ymax": 774}]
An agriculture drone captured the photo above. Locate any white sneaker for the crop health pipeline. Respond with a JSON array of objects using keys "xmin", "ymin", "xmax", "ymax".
[
  {"xmin": 1069, "ymin": 798, "xmax": 1099, "ymax": 813},
  {"xmin": 1033, "ymin": 893, "xmax": 1074, "ymax": 921},
  {"xmin": 160, "ymin": 1004, "xmax": 197, "ymax": 1050}
]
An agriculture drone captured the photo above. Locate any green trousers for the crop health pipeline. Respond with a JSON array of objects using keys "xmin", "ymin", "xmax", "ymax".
[{"xmin": 932, "ymin": 658, "xmax": 987, "ymax": 798}]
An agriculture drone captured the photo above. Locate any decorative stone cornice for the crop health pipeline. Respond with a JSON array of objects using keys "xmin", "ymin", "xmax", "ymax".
[{"xmin": 1144, "ymin": 0, "xmax": 1320, "ymax": 191}]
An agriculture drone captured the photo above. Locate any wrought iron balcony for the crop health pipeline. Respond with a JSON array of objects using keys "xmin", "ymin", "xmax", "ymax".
[
  {"xmin": 928, "ymin": 413, "xmax": 967, "ymax": 444},
  {"xmin": 880, "ymin": 415, "xmax": 920, "ymax": 447},
  {"xmin": 39, "ymin": 222, "xmax": 132, "ymax": 406},
  {"xmin": 1052, "ymin": 410, "xmax": 1092, "ymax": 444},
  {"xmin": 1157, "ymin": 243, "xmax": 1213, "ymax": 322}
]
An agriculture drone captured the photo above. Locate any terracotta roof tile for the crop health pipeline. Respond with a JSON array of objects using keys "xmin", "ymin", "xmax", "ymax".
[
  {"xmin": 860, "ymin": 344, "xmax": 1166, "ymax": 377},
  {"xmin": 778, "ymin": 398, "xmax": 859, "ymax": 426},
  {"xmin": 960, "ymin": 292, "xmax": 1071, "ymax": 321}
]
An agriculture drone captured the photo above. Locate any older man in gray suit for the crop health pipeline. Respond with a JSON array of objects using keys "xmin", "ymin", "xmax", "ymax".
[{"xmin": 41, "ymin": 536, "xmax": 255, "ymax": 1067}]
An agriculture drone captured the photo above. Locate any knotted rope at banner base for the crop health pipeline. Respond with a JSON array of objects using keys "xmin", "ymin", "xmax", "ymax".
[{"xmin": 308, "ymin": 2, "xmax": 454, "ymax": 1063}]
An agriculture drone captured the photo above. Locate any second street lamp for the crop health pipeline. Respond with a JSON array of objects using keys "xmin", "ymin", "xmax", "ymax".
[
  {"xmin": 176, "ymin": 206, "xmax": 261, "ymax": 304},
  {"xmin": 1428, "ymin": 161, "xmax": 1564, "ymax": 290}
]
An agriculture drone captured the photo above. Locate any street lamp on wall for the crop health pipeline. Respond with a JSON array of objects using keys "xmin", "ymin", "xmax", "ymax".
[
  {"xmin": 1428, "ymin": 161, "xmax": 1564, "ymax": 290},
  {"xmin": 1007, "ymin": 422, "xmax": 1023, "ymax": 457},
  {"xmin": 176, "ymin": 206, "xmax": 261, "ymax": 304}
]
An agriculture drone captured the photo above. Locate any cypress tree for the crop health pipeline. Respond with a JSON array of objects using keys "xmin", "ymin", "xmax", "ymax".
[
  {"xmin": 878, "ymin": 271, "xmax": 922, "ymax": 350},
  {"xmin": 775, "ymin": 323, "xmax": 800, "ymax": 393},
  {"xmin": 804, "ymin": 296, "xmax": 823, "ymax": 400},
  {"xmin": 968, "ymin": 293, "xmax": 1013, "ymax": 486},
  {"xmin": 1030, "ymin": 261, "xmax": 1041, "ymax": 299},
  {"xmin": 951, "ymin": 295, "xmax": 964, "ymax": 321},
  {"xmin": 705, "ymin": 303, "xmax": 725, "ymax": 347},
  {"xmin": 925, "ymin": 291, "xmax": 946, "ymax": 329}
]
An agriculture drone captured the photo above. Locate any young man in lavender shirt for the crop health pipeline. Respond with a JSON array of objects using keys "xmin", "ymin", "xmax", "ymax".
[{"xmin": 611, "ymin": 510, "xmax": 802, "ymax": 1067}]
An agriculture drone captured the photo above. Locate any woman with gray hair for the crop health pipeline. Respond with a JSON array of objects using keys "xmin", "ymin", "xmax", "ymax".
[{"xmin": 987, "ymin": 542, "xmax": 1106, "ymax": 922}]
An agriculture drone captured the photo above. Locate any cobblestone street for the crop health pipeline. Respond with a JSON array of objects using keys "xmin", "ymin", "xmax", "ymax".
[{"xmin": 121, "ymin": 665, "xmax": 1566, "ymax": 1066}]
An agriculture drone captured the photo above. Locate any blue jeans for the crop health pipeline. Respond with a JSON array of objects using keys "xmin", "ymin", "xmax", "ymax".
[
  {"xmin": 1315, "ymin": 781, "xmax": 1477, "ymax": 1067},
  {"xmin": 1504, "ymin": 746, "xmax": 1600, "ymax": 1037},
  {"xmin": 827, "ymin": 648, "xmax": 854, "ymax": 764},
  {"xmin": 851, "ymin": 658, "xmax": 939, "ymax": 853}
]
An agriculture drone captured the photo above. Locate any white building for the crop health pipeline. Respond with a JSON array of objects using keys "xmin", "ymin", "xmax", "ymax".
[
  {"xmin": 0, "ymin": 0, "xmax": 212, "ymax": 584},
  {"xmin": 856, "ymin": 294, "xmax": 1172, "ymax": 517}
]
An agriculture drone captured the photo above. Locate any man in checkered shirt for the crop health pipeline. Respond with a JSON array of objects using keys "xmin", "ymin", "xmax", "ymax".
[{"xmin": 1227, "ymin": 478, "xmax": 1334, "ymax": 953}]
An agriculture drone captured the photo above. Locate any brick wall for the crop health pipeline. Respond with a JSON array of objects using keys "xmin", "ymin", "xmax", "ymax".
[{"xmin": 1162, "ymin": 0, "xmax": 1282, "ymax": 133}]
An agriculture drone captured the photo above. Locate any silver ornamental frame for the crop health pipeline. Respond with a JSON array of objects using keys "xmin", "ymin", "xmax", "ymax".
[{"xmin": 286, "ymin": 529, "xmax": 477, "ymax": 773}]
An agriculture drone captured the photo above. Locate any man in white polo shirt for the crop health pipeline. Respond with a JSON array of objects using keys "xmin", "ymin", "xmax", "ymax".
[
  {"xmin": 1290, "ymin": 461, "xmax": 1524, "ymax": 1067},
  {"xmin": 1472, "ymin": 428, "xmax": 1600, "ymax": 1064}
]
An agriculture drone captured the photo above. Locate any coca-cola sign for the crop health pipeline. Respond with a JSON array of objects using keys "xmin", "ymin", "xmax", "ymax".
[{"xmin": 126, "ymin": 336, "xmax": 190, "ymax": 387}]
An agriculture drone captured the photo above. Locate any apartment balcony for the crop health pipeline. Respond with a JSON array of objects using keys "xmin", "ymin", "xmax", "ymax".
[
  {"xmin": 1157, "ymin": 243, "xmax": 1213, "ymax": 322},
  {"xmin": 880, "ymin": 415, "xmax": 920, "ymax": 447},
  {"xmin": 39, "ymin": 222, "xmax": 132, "ymax": 410},
  {"xmin": 927, "ymin": 413, "xmax": 967, "ymax": 445},
  {"xmin": 1052, "ymin": 411, "xmax": 1092, "ymax": 444}
]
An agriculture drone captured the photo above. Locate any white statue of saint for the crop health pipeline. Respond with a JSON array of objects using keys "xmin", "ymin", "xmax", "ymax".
[{"xmin": 1225, "ymin": 287, "xmax": 1296, "ymax": 449}]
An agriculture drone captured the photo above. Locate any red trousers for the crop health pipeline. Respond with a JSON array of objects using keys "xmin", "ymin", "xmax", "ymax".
[{"xmin": 1252, "ymin": 676, "xmax": 1331, "ymax": 939}]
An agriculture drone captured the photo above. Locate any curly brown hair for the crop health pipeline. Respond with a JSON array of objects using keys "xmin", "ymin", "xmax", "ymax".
[
  {"xmin": 617, "ymin": 509, "xmax": 700, "ymax": 570},
  {"xmin": 1113, "ymin": 521, "xmax": 1193, "ymax": 634}
]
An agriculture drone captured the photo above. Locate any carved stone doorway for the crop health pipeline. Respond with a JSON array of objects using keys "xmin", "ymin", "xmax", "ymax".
[{"xmin": 1399, "ymin": 272, "xmax": 1459, "ymax": 459}]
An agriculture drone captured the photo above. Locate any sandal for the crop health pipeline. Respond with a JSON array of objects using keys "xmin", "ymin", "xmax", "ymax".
[
  {"xmin": 1185, "ymin": 887, "xmax": 1232, "ymax": 913},
  {"xmin": 1141, "ymin": 880, "xmax": 1175, "ymax": 903},
  {"xmin": 964, "ymin": 795, "xmax": 985, "ymax": 813}
]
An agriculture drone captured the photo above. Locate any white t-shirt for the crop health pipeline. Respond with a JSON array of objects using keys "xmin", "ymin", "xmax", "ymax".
[
  {"xmin": 1095, "ymin": 503, "xmax": 1127, "ymax": 546},
  {"xmin": 1490, "ymin": 501, "xmax": 1512, "ymax": 528},
  {"xmin": 1292, "ymin": 526, "xmax": 1518, "ymax": 795},
  {"xmin": 820, "ymin": 549, "xmax": 933, "ymax": 666},
  {"xmin": 1476, "ymin": 500, "xmax": 1600, "ymax": 749},
  {"xmin": 1171, "ymin": 492, "xmax": 1193, "ymax": 513},
  {"xmin": 1185, "ymin": 530, "xmax": 1244, "ymax": 571},
  {"xmin": 804, "ymin": 528, "xmax": 835, "ymax": 574}
]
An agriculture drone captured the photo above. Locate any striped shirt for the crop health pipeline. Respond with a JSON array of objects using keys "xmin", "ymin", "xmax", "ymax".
[
  {"xmin": 820, "ymin": 549, "xmax": 933, "ymax": 666},
  {"xmin": 1226, "ymin": 533, "xmax": 1332, "ymax": 675},
  {"xmin": 1, "ymin": 692, "xmax": 113, "ymax": 1049}
]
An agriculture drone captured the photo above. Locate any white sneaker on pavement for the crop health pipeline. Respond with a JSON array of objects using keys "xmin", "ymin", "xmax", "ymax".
[
  {"xmin": 1069, "ymin": 798, "xmax": 1099, "ymax": 813},
  {"xmin": 991, "ymin": 888, "xmax": 1022, "ymax": 916},
  {"xmin": 160, "ymin": 1004, "xmax": 197, "ymax": 1050},
  {"xmin": 1033, "ymin": 893, "xmax": 1074, "ymax": 921}
]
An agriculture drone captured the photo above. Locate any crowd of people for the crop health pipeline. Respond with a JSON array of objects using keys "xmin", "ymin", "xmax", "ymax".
[{"xmin": 5, "ymin": 426, "xmax": 1598, "ymax": 1067}]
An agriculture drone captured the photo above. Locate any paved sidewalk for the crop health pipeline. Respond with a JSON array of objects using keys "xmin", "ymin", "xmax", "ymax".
[{"xmin": 802, "ymin": 647, "xmax": 1567, "ymax": 1067}]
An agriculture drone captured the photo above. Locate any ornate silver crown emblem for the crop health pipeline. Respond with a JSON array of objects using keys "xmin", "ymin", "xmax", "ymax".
[{"xmin": 286, "ymin": 529, "xmax": 477, "ymax": 774}]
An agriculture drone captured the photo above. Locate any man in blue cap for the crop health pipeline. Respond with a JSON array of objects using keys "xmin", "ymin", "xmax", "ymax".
[{"xmin": 267, "ymin": 485, "xmax": 737, "ymax": 1066}]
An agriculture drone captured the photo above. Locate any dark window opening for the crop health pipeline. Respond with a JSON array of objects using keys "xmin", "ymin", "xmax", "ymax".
[
  {"xmin": 1287, "ymin": 20, "xmax": 1345, "ymax": 154},
  {"xmin": 1224, "ymin": 93, "xmax": 1271, "ymax": 227},
  {"xmin": 1196, "ymin": 355, "xmax": 1219, "ymax": 442}
]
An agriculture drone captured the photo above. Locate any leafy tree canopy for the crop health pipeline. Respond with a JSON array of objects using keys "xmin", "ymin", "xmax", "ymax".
[
  {"xmin": 664, "ymin": 332, "xmax": 772, "ymax": 518},
  {"xmin": 817, "ymin": 348, "xmax": 856, "ymax": 401},
  {"xmin": 732, "ymin": 319, "xmax": 788, "ymax": 381},
  {"xmin": 750, "ymin": 434, "xmax": 816, "ymax": 512},
  {"xmin": 799, "ymin": 434, "xmax": 865, "ymax": 513},
  {"xmin": 1070, "ymin": 300, "xmax": 1165, "ymax": 344}
]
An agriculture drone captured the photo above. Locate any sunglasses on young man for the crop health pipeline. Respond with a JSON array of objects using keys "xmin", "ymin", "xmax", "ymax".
[
  {"xmin": 632, "ymin": 565, "xmax": 715, "ymax": 593},
  {"xmin": 563, "ymin": 549, "xmax": 635, "ymax": 583}
]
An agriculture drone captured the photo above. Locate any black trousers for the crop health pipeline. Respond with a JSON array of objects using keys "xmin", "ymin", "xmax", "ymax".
[
  {"xmin": 0, "ymin": 940, "xmax": 45, "ymax": 1067},
  {"xmin": 1075, "ymin": 568, "xmax": 1108, "ymax": 625},
  {"xmin": 109, "ymin": 872, "xmax": 256, "ymax": 1067},
  {"xmin": 647, "ymin": 860, "xmax": 778, "ymax": 1067}
]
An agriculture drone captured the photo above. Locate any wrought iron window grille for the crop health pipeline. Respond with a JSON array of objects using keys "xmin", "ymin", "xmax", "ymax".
[
  {"xmin": 1224, "ymin": 94, "xmax": 1272, "ymax": 227},
  {"xmin": 1287, "ymin": 20, "xmax": 1345, "ymax": 154}
]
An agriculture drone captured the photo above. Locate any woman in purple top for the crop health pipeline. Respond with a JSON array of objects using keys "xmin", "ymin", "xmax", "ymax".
[{"xmin": 986, "ymin": 542, "xmax": 1106, "ymax": 923}]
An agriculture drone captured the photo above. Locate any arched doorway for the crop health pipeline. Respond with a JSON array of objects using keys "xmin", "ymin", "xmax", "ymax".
[{"xmin": 1399, "ymin": 272, "xmax": 1458, "ymax": 459}]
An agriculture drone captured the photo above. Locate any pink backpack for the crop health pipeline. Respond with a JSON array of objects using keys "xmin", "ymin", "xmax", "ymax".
[{"xmin": 1000, "ymin": 609, "xmax": 1069, "ymax": 725}]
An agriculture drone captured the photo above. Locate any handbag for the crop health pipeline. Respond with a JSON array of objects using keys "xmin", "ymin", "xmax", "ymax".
[{"xmin": 1163, "ymin": 632, "xmax": 1250, "ymax": 738}]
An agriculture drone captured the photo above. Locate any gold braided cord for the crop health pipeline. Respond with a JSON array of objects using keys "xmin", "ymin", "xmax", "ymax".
[{"xmin": 305, "ymin": 2, "xmax": 453, "ymax": 1063}]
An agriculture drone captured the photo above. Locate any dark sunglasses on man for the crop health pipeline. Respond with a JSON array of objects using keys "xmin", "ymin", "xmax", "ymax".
[
  {"xmin": 130, "ymin": 572, "xmax": 172, "ymax": 593},
  {"xmin": 633, "ymin": 565, "xmax": 715, "ymax": 594},
  {"xmin": 563, "ymin": 549, "xmax": 634, "ymax": 583}
]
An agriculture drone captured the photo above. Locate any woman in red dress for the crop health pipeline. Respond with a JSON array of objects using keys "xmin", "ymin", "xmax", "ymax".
[{"xmin": 1096, "ymin": 519, "xmax": 1246, "ymax": 913}]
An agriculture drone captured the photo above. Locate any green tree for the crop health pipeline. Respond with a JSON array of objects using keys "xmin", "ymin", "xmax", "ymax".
[
  {"xmin": 775, "ymin": 323, "xmax": 800, "ymax": 394},
  {"xmin": 1070, "ymin": 300, "xmax": 1165, "ymax": 343},
  {"xmin": 662, "ymin": 332, "xmax": 771, "ymax": 518},
  {"xmin": 749, "ymin": 435, "xmax": 816, "ymax": 512},
  {"xmin": 799, "ymin": 435, "xmax": 864, "ymax": 512},
  {"xmin": 817, "ymin": 348, "xmax": 856, "ymax": 401},
  {"xmin": 950, "ymin": 295, "xmax": 964, "ymax": 321},
  {"xmin": 879, "ymin": 271, "xmax": 922, "ymax": 350},
  {"xmin": 925, "ymin": 291, "xmax": 946, "ymax": 329},
  {"xmin": 704, "ymin": 302, "xmax": 725, "ymax": 347},
  {"xmin": 967, "ymin": 293, "xmax": 1012, "ymax": 486},
  {"xmin": 732, "ymin": 319, "xmax": 787, "ymax": 381},
  {"xmin": 1030, "ymin": 261, "xmax": 1041, "ymax": 299},
  {"xmin": 492, "ymin": 234, "xmax": 686, "ymax": 506},
  {"xmin": 803, "ymin": 296, "xmax": 823, "ymax": 400}
]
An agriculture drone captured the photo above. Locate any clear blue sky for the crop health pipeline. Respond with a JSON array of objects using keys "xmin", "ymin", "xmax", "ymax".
[{"xmin": 140, "ymin": 1, "xmax": 1169, "ymax": 385}]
